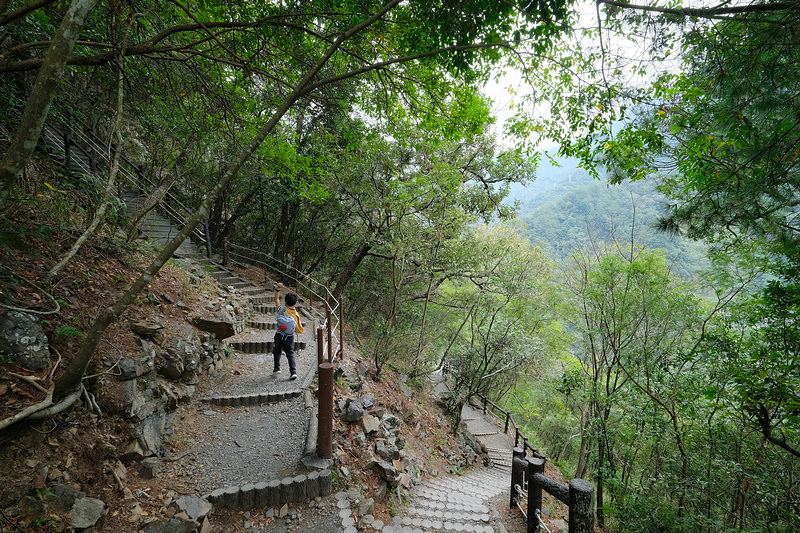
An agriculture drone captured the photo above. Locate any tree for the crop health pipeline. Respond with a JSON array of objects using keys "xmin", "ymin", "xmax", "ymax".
[
  {"xmin": 440, "ymin": 224, "xmax": 556, "ymax": 430},
  {"xmin": 563, "ymin": 241, "xmax": 704, "ymax": 526},
  {"xmin": 0, "ymin": 0, "xmax": 573, "ymax": 416}
]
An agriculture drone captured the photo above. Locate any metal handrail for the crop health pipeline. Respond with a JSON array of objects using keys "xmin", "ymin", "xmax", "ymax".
[
  {"xmin": 471, "ymin": 393, "xmax": 542, "ymax": 459},
  {"xmin": 49, "ymin": 116, "xmax": 209, "ymax": 249},
  {"xmin": 225, "ymin": 242, "xmax": 343, "ymax": 362}
]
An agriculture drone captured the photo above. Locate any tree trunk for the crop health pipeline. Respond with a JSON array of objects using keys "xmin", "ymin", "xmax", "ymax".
[
  {"xmin": 596, "ymin": 438, "xmax": 605, "ymax": 528},
  {"xmin": 54, "ymin": 25, "xmax": 361, "ymax": 398},
  {"xmin": 0, "ymin": 0, "xmax": 100, "ymax": 209},
  {"xmin": 331, "ymin": 241, "xmax": 371, "ymax": 300}
]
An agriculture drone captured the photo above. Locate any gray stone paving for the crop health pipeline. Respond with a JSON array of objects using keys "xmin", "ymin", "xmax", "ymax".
[{"xmin": 378, "ymin": 401, "xmax": 514, "ymax": 532}]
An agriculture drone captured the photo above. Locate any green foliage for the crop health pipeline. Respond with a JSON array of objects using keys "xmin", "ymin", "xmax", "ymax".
[{"xmin": 55, "ymin": 325, "xmax": 86, "ymax": 341}]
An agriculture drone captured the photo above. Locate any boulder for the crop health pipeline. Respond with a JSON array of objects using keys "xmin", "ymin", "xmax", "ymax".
[
  {"xmin": 341, "ymin": 398, "xmax": 365, "ymax": 423},
  {"xmin": 193, "ymin": 313, "xmax": 236, "ymax": 340},
  {"xmin": 375, "ymin": 439, "xmax": 391, "ymax": 460},
  {"xmin": 0, "ymin": 311, "xmax": 50, "ymax": 371},
  {"xmin": 69, "ymin": 497, "xmax": 105, "ymax": 529},
  {"xmin": 130, "ymin": 319, "xmax": 164, "ymax": 338},
  {"xmin": 372, "ymin": 461, "xmax": 401, "ymax": 489},
  {"xmin": 174, "ymin": 495, "xmax": 213, "ymax": 521},
  {"xmin": 361, "ymin": 415, "xmax": 380, "ymax": 435}
]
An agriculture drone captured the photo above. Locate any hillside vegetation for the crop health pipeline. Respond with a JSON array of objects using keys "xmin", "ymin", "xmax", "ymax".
[{"xmin": 3, "ymin": 0, "xmax": 800, "ymax": 532}]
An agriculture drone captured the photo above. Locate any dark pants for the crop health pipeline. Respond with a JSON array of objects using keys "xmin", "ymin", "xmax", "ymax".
[{"xmin": 273, "ymin": 332, "xmax": 296, "ymax": 374}]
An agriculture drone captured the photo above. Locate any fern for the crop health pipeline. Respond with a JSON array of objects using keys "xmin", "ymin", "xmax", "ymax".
[{"xmin": 55, "ymin": 325, "xmax": 86, "ymax": 340}]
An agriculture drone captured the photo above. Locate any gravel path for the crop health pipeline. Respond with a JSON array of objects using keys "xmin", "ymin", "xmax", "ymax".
[
  {"xmin": 171, "ymin": 396, "xmax": 311, "ymax": 494},
  {"xmin": 205, "ymin": 349, "xmax": 318, "ymax": 396}
]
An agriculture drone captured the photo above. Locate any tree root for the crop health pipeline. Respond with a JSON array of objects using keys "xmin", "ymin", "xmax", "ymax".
[
  {"xmin": 0, "ymin": 382, "xmax": 55, "ymax": 430},
  {"xmin": 28, "ymin": 386, "xmax": 83, "ymax": 421}
]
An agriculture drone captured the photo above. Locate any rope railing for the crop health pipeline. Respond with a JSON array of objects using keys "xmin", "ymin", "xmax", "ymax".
[{"xmin": 536, "ymin": 509, "xmax": 553, "ymax": 533}]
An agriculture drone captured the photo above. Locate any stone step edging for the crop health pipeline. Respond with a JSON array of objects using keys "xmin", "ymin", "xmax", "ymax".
[
  {"xmin": 227, "ymin": 341, "xmax": 308, "ymax": 353},
  {"xmin": 204, "ymin": 389, "xmax": 303, "ymax": 407},
  {"xmin": 204, "ymin": 469, "xmax": 333, "ymax": 510}
]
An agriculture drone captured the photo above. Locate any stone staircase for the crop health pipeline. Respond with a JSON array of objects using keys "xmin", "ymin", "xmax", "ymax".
[
  {"xmin": 40, "ymin": 121, "xmax": 334, "ymax": 510},
  {"xmin": 39, "ymin": 122, "xmax": 521, "ymax": 529}
]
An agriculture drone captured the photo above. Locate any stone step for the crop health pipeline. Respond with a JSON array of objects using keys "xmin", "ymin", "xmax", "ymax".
[
  {"xmin": 205, "ymin": 470, "xmax": 333, "ymax": 510},
  {"xmin": 204, "ymin": 389, "xmax": 302, "ymax": 407},
  {"xmin": 247, "ymin": 321, "xmax": 277, "ymax": 330},
  {"xmin": 227, "ymin": 340, "xmax": 308, "ymax": 353},
  {"xmin": 236, "ymin": 286, "xmax": 266, "ymax": 295}
]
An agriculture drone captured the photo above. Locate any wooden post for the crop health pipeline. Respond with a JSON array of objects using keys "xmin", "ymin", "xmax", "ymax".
[
  {"xmin": 309, "ymin": 275, "xmax": 313, "ymax": 309},
  {"xmin": 505, "ymin": 412, "xmax": 511, "ymax": 434},
  {"xmin": 569, "ymin": 479, "xmax": 595, "ymax": 533},
  {"xmin": 528, "ymin": 457, "xmax": 546, "ymax": 533},
  {"xmin": 510, "ymin": 447, "xmax": 526, "ymax": 508},
  {"xmin": 222, "ymin": 237, "xmax": 229, "ymax": 267},
  {"xmin": 318, "ymin": 358, "xmax": 335, "ymax": 459}
]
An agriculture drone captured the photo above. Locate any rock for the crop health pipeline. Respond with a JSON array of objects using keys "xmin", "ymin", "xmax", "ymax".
[
  {"xmin": 279, "ymin": 503, "xmax": 289, "ymax": 517},
  {"xmin": 362, "ymin": 396, "xmax": 375, "ymax": 408},
  {"xmin": 356, "ymin": 497, "xmax": 374, "ymax": 516},
  {"xmin": 375, "ymin": 439, "xmax": 391, "ymax": 460},
  {"xmin": 193, "ymin": 313, "xmax": 236, "ymax": 340},
  {"xmin": 69, "ymin": 497, "xmax": 105, "ymax": 529},
  {"xmin": 0, "ymin": 311, "xmax": 50, "ymax": 371},
  {"xmin": 130, "ymin": 319, "xmax": 164, "ymax": 337},
  {"xmin": 118, "ymin": 357, "xmax": 151, "ymax": 380},
  {"xmin": 140, "ymin": 457, "xmax": 160, "ymax": 479},
  {"xmin": 175, "ymin": 495, "xmax": 213, "ymax": 521},
  {"xmin": 120, "ymin": 439, "xmax": 147, "ymax": 463},
  {"xmin": 361, "ymin": 415, "xmax": 380, "ymax": 435},
  {"xmin": 156, "ymin": 350, "xmax": 184, "ymax": 379},
  {"xmin": 381, "ymin": 414, "xmax": 402, "ymax": 438},
  {"xmin": 341, "ymin": 398, "xmax": 365, "ymax": 423},
  {"xmin": 354, "ymin": 432, "xmax": 367, "ymax": 447},
  {"xmin": 373, "ymin": 482, "xmax": 388, "ymax": 503},
  {"xmin": 551, "ymin": 518, "xmax": 568, "ymax": 532},
  {"xmin": 372, "ymin": 462, "xmax": 401, "ymax": 489}
]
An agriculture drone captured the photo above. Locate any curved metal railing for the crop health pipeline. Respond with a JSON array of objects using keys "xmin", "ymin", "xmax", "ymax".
[
  {"xmin": 224, "ymin": 241, "xmax": 343, "ymax": 363},
  {"xmin": 471, "ymin": 393, "xmax": 543, "ymax": 460}
]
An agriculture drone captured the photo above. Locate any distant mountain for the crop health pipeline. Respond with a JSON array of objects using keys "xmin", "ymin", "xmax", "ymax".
[{"xmin": 507, "ymin": 155, "xmax": 708, "ymax": 279}]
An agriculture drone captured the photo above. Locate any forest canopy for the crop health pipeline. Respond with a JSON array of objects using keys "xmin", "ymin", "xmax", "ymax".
[{"xmin": 2, "ymin": 0, "xmax": 800, "ymax": 531}]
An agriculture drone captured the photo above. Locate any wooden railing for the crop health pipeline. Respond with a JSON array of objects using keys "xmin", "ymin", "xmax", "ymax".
[
  {"xmin": 472, "ymin": 393, "xmax": 595, "ymax": 533},
  {"xmin": 471, "ymin": 393, "xmax": 543, "ymax": 459}
]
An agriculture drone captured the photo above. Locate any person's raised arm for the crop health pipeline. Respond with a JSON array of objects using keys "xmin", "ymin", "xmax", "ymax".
[{"xmin": 274, "ymin": 282, "xmax": 283, "ymax": 308}]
